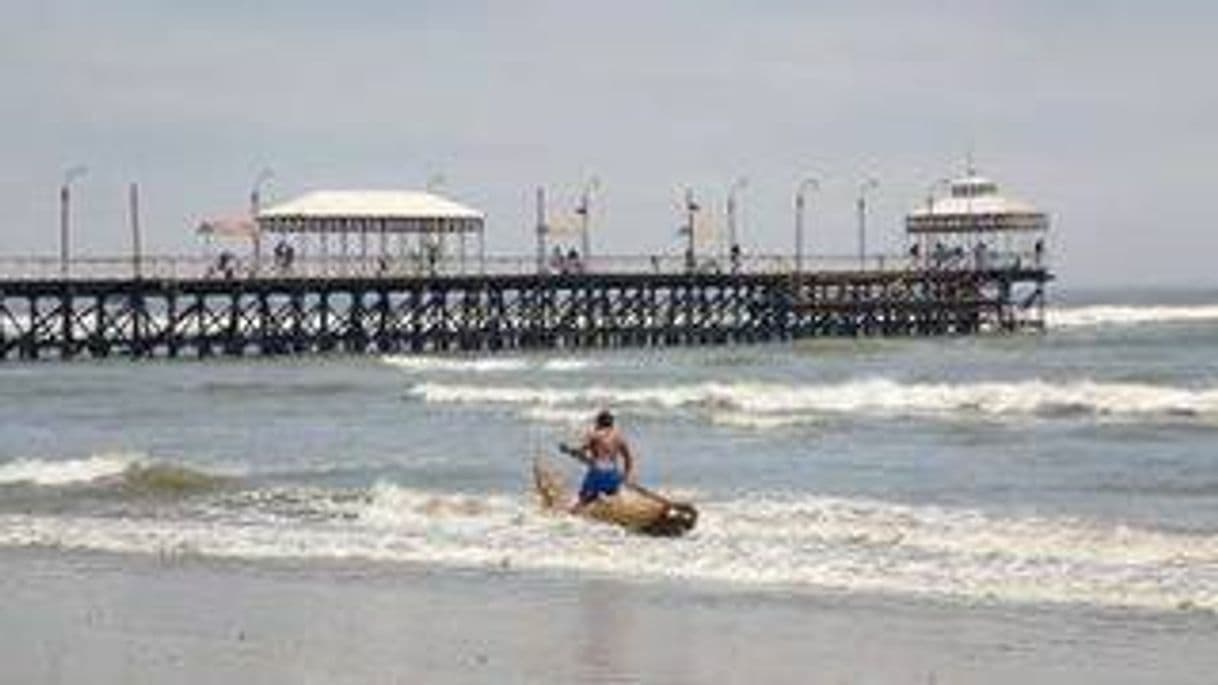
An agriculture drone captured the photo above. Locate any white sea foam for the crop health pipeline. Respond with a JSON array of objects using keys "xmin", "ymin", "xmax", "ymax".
[
  {"xmin": 521, "ymin": 406, "xmax": 601, "ymax": 426},
  {"xmin": 382, "ymin": 356, "xmax": 529, "ymax": 373},
  {"xmin": 382, "ymin": 355, "xmax": 594, "ymax": 374},
  {"xmin": 409, "ymin": 378, "xmax": 1218, "ymax": 422},
  {"xmin": 409, "ymin": 382, "xmax": 724, "ymax": 409},
  {"xmin": 1, "ymin": 486, "xmax": 1215, "ymax": 613},
  {"xmin": 0, "ymin": 454, "xmax": 137, "ymax": 486},
  {"xmin": 1048, "ymin": 304, "xmax": 1218, "ymax": 329},
  {"xmin": 541, "ymin": 358, "xmax": 593, "ymax": 371},
  {"xmin": 709, "ymin": 411, "xmax": 811, "ymax": 430}
]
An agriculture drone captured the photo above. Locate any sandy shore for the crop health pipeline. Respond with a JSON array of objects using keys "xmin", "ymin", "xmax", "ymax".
[{"xmin": 3, "ymin": 547, "xmax": 1217, "ymax": 684}]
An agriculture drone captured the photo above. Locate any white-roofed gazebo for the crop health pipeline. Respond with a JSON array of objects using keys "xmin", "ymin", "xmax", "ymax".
[
  {"xmin": 256, "ymin": 189, "xmax": 486, "ymax": 276},
  {"xmin": 906, "ymin": 171, "xmax": 1048, "ymax": 271}
]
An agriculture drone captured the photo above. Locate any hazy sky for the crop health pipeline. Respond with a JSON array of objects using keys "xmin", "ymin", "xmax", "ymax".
[{"xmin": 3, "ymin": 1, "xmax": 1216, "ymax": 287}]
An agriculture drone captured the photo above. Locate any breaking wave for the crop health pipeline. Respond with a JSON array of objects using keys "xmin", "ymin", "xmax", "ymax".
[
  {"xmin": 410, "ymin": 378, "xmax": 1218, "ymax": 424},
  {"xmin": 0, "ymin": 455, "xmax": 232, "ymax": 495},
  {"xmin": 1, "ymin": 484, "xmax": 1215, "ymax": 613},
  {"xmin": 1048, "ymin": 304, "xmax": 1218, "ymax": 329},
  {"xmin": 0, "ymin": 455, "xmax": 136, "ymax": 486}
]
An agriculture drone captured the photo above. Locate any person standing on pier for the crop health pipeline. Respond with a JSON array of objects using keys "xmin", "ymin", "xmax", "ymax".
[{"xmin": 572, "ymin": 409, "xmax": 636, "ymax": 511}]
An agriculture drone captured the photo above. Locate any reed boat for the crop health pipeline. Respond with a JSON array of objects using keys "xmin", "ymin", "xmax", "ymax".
[{"xmin": 532, "ymin": 447, "xmax": 697, "ymax": 537}]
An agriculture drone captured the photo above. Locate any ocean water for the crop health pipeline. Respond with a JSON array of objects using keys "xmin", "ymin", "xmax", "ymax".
[{"xmin": 3, "ymin": 287, "xmax": 1218, "ymax": 682}]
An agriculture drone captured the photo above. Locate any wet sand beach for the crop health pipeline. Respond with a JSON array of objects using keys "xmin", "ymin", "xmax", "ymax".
[{"xmin": 4, "ymin": 547, "xmax": 1217, "ymax": 684}]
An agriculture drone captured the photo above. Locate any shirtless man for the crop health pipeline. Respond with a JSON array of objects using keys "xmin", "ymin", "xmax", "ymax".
[{"xmin": 573, "ymin": 409, "xmax": 636, "ymax": 511}]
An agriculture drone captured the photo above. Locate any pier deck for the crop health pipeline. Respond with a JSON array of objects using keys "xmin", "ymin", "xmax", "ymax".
[{"xmin": 0, "ymin": 262, "xmax": 1049, "ymax": 361}]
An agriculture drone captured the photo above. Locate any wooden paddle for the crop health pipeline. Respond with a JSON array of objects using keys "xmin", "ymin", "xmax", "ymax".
[{"xmin": 557, "ymin": 443, "xmax": 698, "ymax": 535}]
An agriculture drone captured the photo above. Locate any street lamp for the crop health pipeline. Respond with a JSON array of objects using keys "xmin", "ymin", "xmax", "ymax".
[
  {"xmin": 575, "ymin": 175, "xmax": 600, "ymax": 266},
  {"xmin": 681, "ymin": 188, "xmax": 701, "ymax": 273},
  {"xmin": 536, "ymin": 186, "xmax": 548, "ymax": 274},
  {"xmin": 856, "ymin": 177, "xmax": 879, "ymax": 270},
  {"xmin": 794, "ymin": 177, "xmax": 819, "ymax": 276},
  {"xmin": 249, "ymin": 167, "xmax": 274, "ymax": 214},
  {"xmin": 129, "ymin": 182, "xmax": 142, "ymax": 280},
  {"xmin": 916, "ymin": 177, "xmax": 951, "ymax": 268},
  {"xmin": 426, "ymin": 174, "xmax": 448, "ymax": 272},
  {"xmin": 249, "ymin": 168, "xmax": 273, "ymax": 273},
  {"xmin": 726, "ymin": 176, "xmax": 748, "ymax": 254},
  {"xmin": 59, "ymin": 165, "xmax": 88, "ymax": 277},
  {"xmin": 925, "ymin": 177, "xmax": 951, "ymax": 211}
]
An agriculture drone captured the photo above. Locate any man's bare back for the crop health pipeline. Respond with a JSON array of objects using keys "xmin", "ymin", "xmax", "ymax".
[
  {"xmin": 573, "ymin": 410, "xmax": 637, "ymax": 510},
  {"xmin": 583, "ymin": 425, "xmax": 635, "ymax": 482}
]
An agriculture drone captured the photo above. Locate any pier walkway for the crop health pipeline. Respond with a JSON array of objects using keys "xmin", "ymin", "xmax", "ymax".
[{"xmin": 0, "ymin": 253, "xmax": 1049, "ymax": 361}]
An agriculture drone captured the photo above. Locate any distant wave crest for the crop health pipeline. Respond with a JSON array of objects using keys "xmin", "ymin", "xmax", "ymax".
[
  {"xmin": 381, "ymin": 355, "xmax": 593, "ymax": 374},
  {"xmin": 1048, "ymin": 304, "xmax": 1218, "ymax": 329},
  {"xmin": 408, "ymin": 378, "xmax": 1218, "ymax": 425}
]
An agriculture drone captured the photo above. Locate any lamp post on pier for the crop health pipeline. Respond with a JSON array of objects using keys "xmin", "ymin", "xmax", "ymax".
[
  {"xmin": 794, "ymin": 176, "xmax": 819, "ymax": 277},
  {"xmin": 129, "ymin": 182, "xmax": 142, "ymax": 280},
  {"xmin": 682, "ymin": 188, "xmax": 700, "ymax": 273},
  {"xmin": 725, "ymin": 176, "xmax": 748, "ymax": 273},
  {"xmin": 426, "ymin": 174, "xmax": 448, "ymax": 272},
  {"xmin": 575, "ymin": 176, "xmax": 599, "ymax": 269},
  {"xmin": 249, "ymin": 167, "xmax": 274, "ymax": 215},
  {"xmin": 59, "ymin": 165, "xmax": 88, "ymax": 277},
  {"xmin": 536, "ymin": 186, "xmax": 549, "ymax": 274},
  {"xmin": 924, "ymin": 177, "xmax": 951, "ymax": 211},
  {"xmin": 726, "ymin": 176, "xmax": 748, "ymax": 252},
  {"xmin": 856, "ymin": 177, "xmax": 879, "ymax": 270},
  {"xmin": 917, "ymin": 177, "xmax": 951, "ymax": 268},
  {"xmin": 249, "ymin": 168, "xmax": 273, "ymax": 273}
]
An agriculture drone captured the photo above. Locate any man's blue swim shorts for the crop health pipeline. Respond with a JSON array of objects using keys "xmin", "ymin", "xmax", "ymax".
[{"xmin": 579, "ymin": 465, "xmax": 623, "ymax": 503}]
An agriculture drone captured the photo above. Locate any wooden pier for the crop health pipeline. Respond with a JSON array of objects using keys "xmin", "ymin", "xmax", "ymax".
[{"xmin": 0, "ymin": 260, "xmax": 1049, "ymax": 361}]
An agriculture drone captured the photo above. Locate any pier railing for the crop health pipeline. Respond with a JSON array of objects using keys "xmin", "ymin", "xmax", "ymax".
[{"xmin": 0, "ymin": 249, "xmax": 1045, "ymax": 282}]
